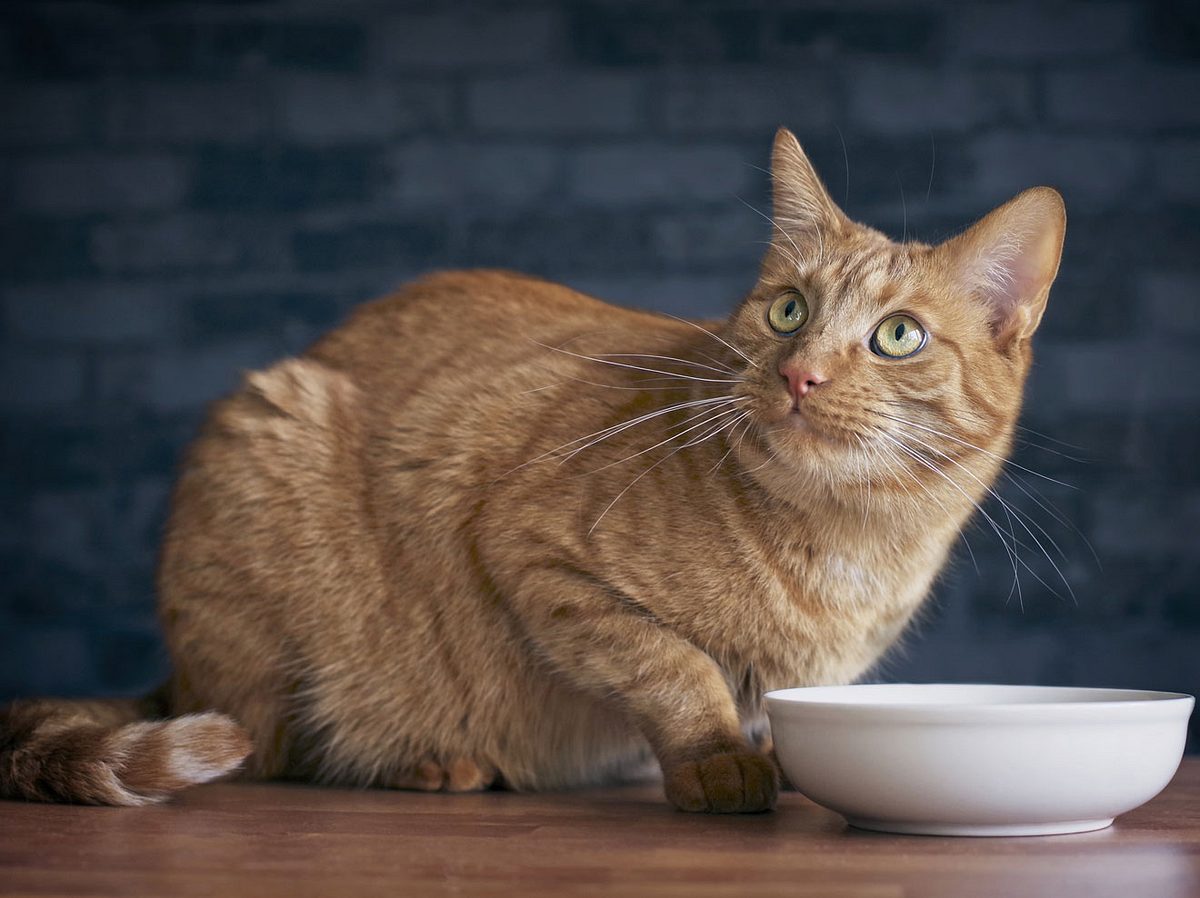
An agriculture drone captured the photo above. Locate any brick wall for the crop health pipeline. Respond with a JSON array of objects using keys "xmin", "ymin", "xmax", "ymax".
[{"xmin": 1, "ymin": 1, "xmax": 1197, "ymax": 749}]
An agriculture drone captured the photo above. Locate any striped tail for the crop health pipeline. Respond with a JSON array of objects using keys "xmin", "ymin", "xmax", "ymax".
[{"xmin": 0, "ymin": 693, "xmax": 252, "ymax": 806}]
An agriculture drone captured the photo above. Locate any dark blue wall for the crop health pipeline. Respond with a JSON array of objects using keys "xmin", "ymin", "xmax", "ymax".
[{"xmin": 1, "ymin": 1, "xmax": 1197, "ymax": 749}]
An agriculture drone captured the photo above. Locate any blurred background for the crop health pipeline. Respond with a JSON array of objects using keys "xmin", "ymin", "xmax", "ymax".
[{"xmin": 0, "ymin": 0, "xmax": 1196, "ymax": 750}]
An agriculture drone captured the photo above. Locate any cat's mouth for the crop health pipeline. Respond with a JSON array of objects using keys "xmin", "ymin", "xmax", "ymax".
[
  {"xmin": 749, "ymin": 385, "xmax": 853, "ymax": 450},
  {"xmin": 777, "ymin": 404, "xmax": 840, "ymax": 445},
  {"xmin": 785, "ymin": 407, "xmax": 812, "ymax": 429}
]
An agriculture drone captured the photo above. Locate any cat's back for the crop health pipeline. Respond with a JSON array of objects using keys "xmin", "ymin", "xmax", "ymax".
[
  {"xmin": 174, "ymin": 268, "xmax": 682, "ymax": 512},
  {"xmin": 305, "ymin": 268, "xmax": 664, "ymax": 393}
]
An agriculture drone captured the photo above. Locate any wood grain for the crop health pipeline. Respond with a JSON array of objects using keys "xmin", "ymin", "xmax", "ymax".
[{"xmin": 1, "ymin": 759, "xmax": 1197, "ymax": 897}]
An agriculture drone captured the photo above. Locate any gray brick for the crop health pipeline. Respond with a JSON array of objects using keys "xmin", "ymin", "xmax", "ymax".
[
  {"xmin": 1127, "ymin": 413, "xmax": 1200, "ymax": 489},
  {"xmin": 0, "ymin": 15, "xmax": 14, "ymax": 72},
  {"xmin": 951, "ymin": 2, "xmax": 1137, "ymax": 59},
  {"xmin": 375, "ymin": 9, "xmax": 560, "ymax": 68},
  {"xmin": 467, "ymin": 72, "xmax": 641, "ymax": 134},
  {"xmin": 1090, "ymin": 488, "xmax": 1200, "ymax": 558},
  {"xmin": 0, "ymin": 220, "xmax": 94, "ymax": 282},
  {"xmin": 14, "ymin": 16, "xmax": 366, "ymax": 77},
  {"xmin": 0, "ymin": 415, "xmax": 109, "ymax": 489},
  {"xmin": 13, "ymin": 154, "xmax": 189, "ymax": 215},
  {"xmin": 391, "ymin": 141, "xmax": 563, "ymax": 207},
  {"xmin": 848, "ymin": 65, "xmax": 1033, "ymax": 133},
  {"xmin": 1148, "ymin": 0, "xmax": 1200, "ymax": 61},
  {"xmin": 90, "ymin": 214, "xmax": 290, "ymax": 274},
  {"xmin": 773, "ymin": 9, "xmax": 941, "ymax": 57},
  {"xmin": 651, "ymin": 208, "xmax": 762, "ymax": 270},
  {"xmin": 466, "ymin": 211, "xmax": 653, "ymax": 275},
  {"xmin": 4, "ymin": 283, "xmax": 182, "ymax": 345},
  {"xmin": 10, "ymin": 14, "xmax": 182, "ymax": 77},
  {"xmin": 1, "ymin": 556, "xmax": 105, "ymax": 623},
  {"xmin": 570, "ymin": 6, "xmax": 761, "ymax": 65},
  {"xmin": 281, "ymin": 77, "xmax": 453, "ymax": 143},
  {"xmin": 141, "ymin": 339, "xmax": 282, "ymax": 411},
  {"xmin": 102, "ymin": 81, "xmax": 270, "ymax": 145},
  {"xmin": 94, "ymin": 623, "xmax": 167, "ymax": 692},
  {"xmin": 1154, "ymin": 140, "xmax": 1200, "ymax": 202},
  {"xmin": 188, "ymin": 289, "xmax": 342, "ymax": 341},
  {"xmin": 190, "ymin": 146, "xmax": 376, "ymax": 210},
  {"xmin": 788, "ymin": 134, "xmax": 975, "ymax": 216},
  {"xmin": 1034, "ymin": 263, "xmax": 1134, "ymax": 341},
  {"xmin": 662, "ymin": 70, "xmax": 836, "ymax": 134},
  {"xmin": 1165, "ymin": 588, "xmax": 1200, "ymax": 630},
  {"xmin": 0, "ymin": 627, "xmax": 96, "ymax": 698},
  {"xmin": 0, "ymin": 350, "xmax": 86, "ymax": 410},
  {"xmin": 971, "ymin": 133, "xmax": 1143, "ymax": 209},
  {"xmin": 293, "ymin": 221, "xmax": 448, "ymax": 273},
  {"xmin": 0, "ymin": 84, "xmax": 92, "ymax": 146},
  {"xmin": 222, "ymin": 20, "xmax": 365, "ymax": 74},
  {"xmin": 1066, "ymin": 208, "xmax": 1200, "ymax": 271},
  {"xmin": 30, "ymin": 488, "xmax": 104, "ymax": 572},
  {"xmin": 566, "ymin": 274, "xmax": 752, "ymax": 319},
  {"xmin": 1035, "ymin": 342, "xmax": 1200, "ymax": 413},
  {"xmin": 1139, "ymin": 272, "xmax": 1200, "ymax": 339},
  {"xmin": 569, "ymin": 144, "xmax": 752, "ymax": 206},
  {"xmin": 1047, "ymin": 67, "xmax": 1200, "ymax": 129}
]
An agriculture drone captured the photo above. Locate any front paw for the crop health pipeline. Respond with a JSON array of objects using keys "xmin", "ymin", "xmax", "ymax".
[{"xmin": 663, "ymin": 750, "xmax": 779, "ymax": 813}]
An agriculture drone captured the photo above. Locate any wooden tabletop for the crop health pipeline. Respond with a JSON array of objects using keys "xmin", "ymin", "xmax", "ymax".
[{"xmin": 2, "ymin": 759, "xmax": 1198, "ymax": 898}]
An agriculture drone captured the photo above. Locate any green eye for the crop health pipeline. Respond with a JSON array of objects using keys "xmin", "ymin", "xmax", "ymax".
[
  {"xmin": 767, "ymin": 290, "xmax": 809, "ymax": 335},
  {"xmin": 871, "ymin": 314, "xmax": 926, "ymax": 358}
]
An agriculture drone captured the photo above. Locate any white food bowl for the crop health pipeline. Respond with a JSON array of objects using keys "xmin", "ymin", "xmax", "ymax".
[{"xmin": 765, "ymin": 683, "xmax": 1194, "ymax": 836}]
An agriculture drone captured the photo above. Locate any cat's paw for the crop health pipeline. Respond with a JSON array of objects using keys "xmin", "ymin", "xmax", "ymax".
[
  {"xmin": 663, "ymin": 750, "xmax": 779, "ymax": 813},
  {"xmin": 386, "ymin": 758, "xmax": 496, "ymax": 792}
]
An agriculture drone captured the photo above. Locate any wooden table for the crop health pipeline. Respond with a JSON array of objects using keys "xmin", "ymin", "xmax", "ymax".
[{"xmin": 2, "ymin": 760, "xmax": 1197, "ymax": 897}]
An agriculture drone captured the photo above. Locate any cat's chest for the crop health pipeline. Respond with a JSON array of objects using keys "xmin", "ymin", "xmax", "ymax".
[
  {"xmin": 751, "ymin": 528, "xmax": 897, "ymax": 609},
  {"xmin": 720, "ymin": 530, "xmax": 938, "ymax": 684}
]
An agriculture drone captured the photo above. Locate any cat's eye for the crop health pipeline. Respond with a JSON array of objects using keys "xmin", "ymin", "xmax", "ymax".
[
  {"xmin": 767, "ymin": 290, "xmax": 809, "ymax": 335},
  {"xmin": 871, "ymin": 314, "xmax": 926, "ymax": 359}
]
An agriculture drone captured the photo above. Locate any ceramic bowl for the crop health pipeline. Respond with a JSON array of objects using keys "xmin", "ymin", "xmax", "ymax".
[{"xmin": 765, "ymin": 683, "xmax": 1194, "ymax": 836}]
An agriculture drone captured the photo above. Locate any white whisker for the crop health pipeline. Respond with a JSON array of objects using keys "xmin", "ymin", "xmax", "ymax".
[
  {"xmin": 596, "ymin": 353, "xmax": 739, "ymax": 377},
  {"xmin": 878, "ymin": 411, "xmax": 1077, "ymax": 490},
  {"xmin": 577, "ymin": 401, "xmax": 748, "ymax": 475},
  {"xmin": 555, "ymin": 396, "xmax": 741, "ymax": 465},
  {"xmin": 1002, "ymin": 470, "xmax": 1102, "ymax": 569},
  {"xmin": 876, "ymin": 431, "xmax": 1024, "ymax": 609},
  {"xmin": 502, "ymin": 395, "xmax": 737, "ymax": 479},
  {"xmin": 872, "ymin": 435, "xmax": 980, "ymax": 575},
  {"xmin": 888, "ymin": 423, "xmax": 1076, "ymax": 604},
  {"xmin": 655, "ymin": 312, "xmax": 757, "ymax": 369},
  {"xmin": 531, "ymin": 339, "xmax": 744, "ymax": 384},
  {"xmin": 737, "ymin": 194, "xmax": 809, "ymax": 272},
  {"xmin": 709, "ymin": 413, "xmax": 753, "ymax": 474},
  {"xmin": 589, "ymin": 404, "xmax": 758, "ymax": 535}
]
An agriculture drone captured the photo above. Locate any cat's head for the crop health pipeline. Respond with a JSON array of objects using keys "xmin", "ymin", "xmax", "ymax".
[{"xmin": 725, "ymin": 128, "xmax": 1065, "ymax": 503}]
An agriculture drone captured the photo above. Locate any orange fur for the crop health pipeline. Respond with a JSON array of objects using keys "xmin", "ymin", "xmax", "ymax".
[{"xmin": 1, "ymin": 130, "xmax": 1064, "ymax": 812}]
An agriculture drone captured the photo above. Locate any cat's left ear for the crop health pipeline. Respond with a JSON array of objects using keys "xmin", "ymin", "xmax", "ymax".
[{"xmin": 938, "ymin": 187, "xmax": 1066, "ymax": 344}]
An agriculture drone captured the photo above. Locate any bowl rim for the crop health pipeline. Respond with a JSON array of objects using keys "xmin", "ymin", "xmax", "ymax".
[{"xmin": 764, "ymin": 683, "xmax": 1196, "ymax": 723}]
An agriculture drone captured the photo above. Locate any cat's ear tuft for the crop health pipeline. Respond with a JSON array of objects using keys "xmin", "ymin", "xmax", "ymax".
[
  {"xmin": 770, "ymin": 128, "xmax": 846, "ymax": 251},
  {"xmin": 939, "ymin": 187, "xmax": 1066, "ymax": 344}
]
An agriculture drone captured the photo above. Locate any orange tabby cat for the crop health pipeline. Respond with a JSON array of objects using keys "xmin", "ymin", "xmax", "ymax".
[{"xmin": 0, "ymin": 129, "xmax": 1065, "ymax": 812}]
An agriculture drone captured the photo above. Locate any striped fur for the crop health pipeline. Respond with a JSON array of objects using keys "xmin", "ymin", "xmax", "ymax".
[{"xmin": 0, "ymin": 698, "xmax": 251, "ymax": 805}]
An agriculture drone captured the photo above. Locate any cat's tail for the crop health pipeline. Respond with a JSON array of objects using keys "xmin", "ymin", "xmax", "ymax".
[{"xmin": 0, "ymin": 690, "xmax": 252, "ymax": 806}]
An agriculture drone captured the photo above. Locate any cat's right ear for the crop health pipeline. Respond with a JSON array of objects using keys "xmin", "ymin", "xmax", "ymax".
[{"xmin": 770, "ymin": 128, "xmax": 847, "ymax": 254}]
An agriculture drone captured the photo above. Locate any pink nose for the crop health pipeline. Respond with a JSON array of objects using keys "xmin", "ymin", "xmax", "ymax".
[{"xmin": 779, "ymin": 362, "xmax": 828, "ymax": 402}]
